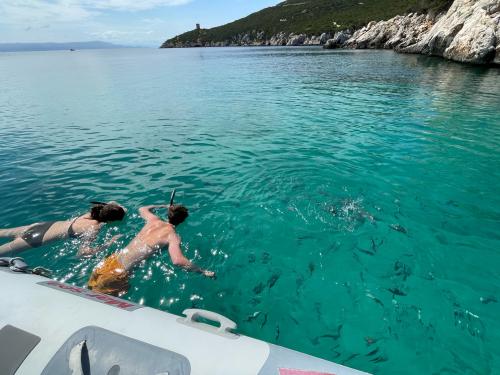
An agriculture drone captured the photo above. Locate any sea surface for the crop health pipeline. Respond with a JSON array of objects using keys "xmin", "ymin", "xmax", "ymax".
[{"xmin": 0, "ymin": 47, "xmax": 499, "ymax": 374}]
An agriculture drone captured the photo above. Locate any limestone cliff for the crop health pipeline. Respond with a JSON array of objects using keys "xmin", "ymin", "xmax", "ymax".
[{"xmin": 342, "ymin": 0, "xmax": 499, "ymax": 65}]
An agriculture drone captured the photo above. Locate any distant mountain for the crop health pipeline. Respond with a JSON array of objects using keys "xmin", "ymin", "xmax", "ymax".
[
  {"xmin": 0, "ymin": 41, "xmax": 127, "ymax": 52},
  {"xmin": 161, "ymin": 0, "xmax": 452, "ymax": 47}
]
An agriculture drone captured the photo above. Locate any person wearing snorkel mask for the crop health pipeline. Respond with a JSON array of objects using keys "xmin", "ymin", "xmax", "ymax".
[
  {"xmin": 88, "ymin": 190, "xmax": 215, "ymax": 297},
  {"xmin": 0, "ymin": 201, "xmax": 126, "ymax": 257}
]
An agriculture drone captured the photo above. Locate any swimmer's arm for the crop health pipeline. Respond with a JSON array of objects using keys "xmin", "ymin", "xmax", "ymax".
[
  {"xmin": 167, "ymin": 234, "xmax": 215, "ymax": 278},
  {"xmin": 139, "ymin": 205, "xmax": 168, "ymax": 222},
  {"xmin": 77, "ymin": 232, "xmax": 122, "ymax": 257}
]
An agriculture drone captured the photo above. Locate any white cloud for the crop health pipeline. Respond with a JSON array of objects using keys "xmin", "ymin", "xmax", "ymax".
[
  {"xmin": 0, "ymin": 0, "xmax": 193, "ymax": 44},
  {"xmin": 0, "ymin": 0, "xmax": 191, "ymax": 25},
  {"xmin": 0, "ymin": 0, "xmax": 92, "ymax": 25},
  {"xmin": 89, "ymin": 29, "xmax": 153, "ymax": 41},
  {"xmin": 82, "ymin": 0, "xmax": 192, "ymax": 11}
]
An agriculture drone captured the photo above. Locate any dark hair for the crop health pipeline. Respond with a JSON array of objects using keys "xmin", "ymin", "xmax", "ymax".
[
  {"xmin": 90, "ymin": 203, "xmax": 126, "ymax": 223},
  {"xmin": 168, "ymin": 204, "xmax": 188, "ymax": 226}
]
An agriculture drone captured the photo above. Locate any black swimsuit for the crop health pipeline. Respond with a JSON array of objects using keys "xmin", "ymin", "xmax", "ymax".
[
  {"xmin": 21, "ymin": 218, "xmax": 79, "ymax": 248},
  {"xmin": 67, "ymin": 217, "xmax": 79, "ymax": 238},
  {"xmin": 21, "ymin": 221, "xmax": 56, "ymax": 248}
]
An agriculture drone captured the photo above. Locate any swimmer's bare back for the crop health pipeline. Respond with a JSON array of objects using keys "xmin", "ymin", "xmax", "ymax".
[
  {"xmin": 0, "ymin": 214, "xmax": 101, "ymax": 256},
  {"xmin": 117, "ymin": 205, "xmax": 215, "ymax": 277}
]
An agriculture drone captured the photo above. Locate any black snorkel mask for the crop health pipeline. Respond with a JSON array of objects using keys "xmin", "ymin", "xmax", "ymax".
[{"xmin": 90, "ymin": 201, "xmax": 108, "ymax": 206}]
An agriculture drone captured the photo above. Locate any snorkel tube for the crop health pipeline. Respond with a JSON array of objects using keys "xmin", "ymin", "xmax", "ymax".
[{"xmin": 169, "ymin": 189, "xmax": 176, "ymax": 207}]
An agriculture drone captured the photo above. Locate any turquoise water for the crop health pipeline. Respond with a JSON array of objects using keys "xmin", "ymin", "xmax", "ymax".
[{"xmin": 1, "ymin": 47, "xmax": 499, "ymax": 374}]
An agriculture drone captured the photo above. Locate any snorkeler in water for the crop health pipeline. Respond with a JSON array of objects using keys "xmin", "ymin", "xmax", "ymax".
[
  {"xmin": 88, "ymin": 192, "xmax": 214, "ymax": 296},
  {"xmin": 0, "ymin": 201, "xmax": 126, "ymax": 257}
]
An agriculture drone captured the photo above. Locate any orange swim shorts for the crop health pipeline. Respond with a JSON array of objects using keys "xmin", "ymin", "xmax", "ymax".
[{"xmin": 88, "ymin": 253, "xmax": 129, "ymax": 296}]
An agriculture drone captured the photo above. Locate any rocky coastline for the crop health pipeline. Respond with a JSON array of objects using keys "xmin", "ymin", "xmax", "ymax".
[{"xmin": 162, "ymin": 0, "xmax": 499, "ymax": 66}]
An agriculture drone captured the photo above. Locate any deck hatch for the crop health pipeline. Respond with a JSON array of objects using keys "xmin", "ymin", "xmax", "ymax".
[
  {"xmin": 41, "ymin": 326, "xmax": 190, "ymax": 375},
  {"xmin": 0, "ymin": 324, "xmax": 41, "ymax": 375}
]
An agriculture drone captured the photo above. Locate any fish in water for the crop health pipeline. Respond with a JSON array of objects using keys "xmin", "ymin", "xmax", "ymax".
[
  {"xmin": 342, "ymin": 353, "xmax": 359, "ymax": 364},
  {"xmin": 312, "ymin": 325, "xmax": 343, "ymax": 345},
  {"xmin": 352, "ymin": 251, "xmax": 361, "ymax": 264},
  {"xmin": 356, "ymin": 236, "xmax": 381, "ymax": 256},
  {"xmin": 370, "ymin": 355, "xmax": 388, "ymax": 363},
  {"xmin": 356, "ymin": 247, "xmax": 375, "ymax": 256},
  {"xmin": 275, "ymin": 324, "xmax": 280, "ymax": 341},
  {"xmin": 390, "ymin": 224, "xmax": 407, "ymax": 234},
  {"xmin": 253, "ymin": 283, "xmax": 265, "ymax": 295},
  {"xmin": 261, "ymin": 252, "xmax": 271, "ymax": 264},
  {"xmin": 366, "ymin": 293, "xmax": 384, "ymax": 307},
  {"xmin": 325, "ymin": 205, "xmax": 338, "ymax": 215},
  {"xmin": 314, "ymin": 302, "xmax": 322, "ymax": 320},
  {"xmin": 394, "ymin": 261, "xmax": 411, "ymax": 280},
  {"xmin": 387, "ymin": 287, "xmax": 407, "ymax": 296},
  {"xmin": 267, "ymin": 272, "xmax": 281, "ymax": 289},
  {"xmin": 371, "ymin": 238, "xmax": 383, "ymax": 252},
  {"xmin": 364, "ymin": 337, "xmax": 377, "ymax": 346},
  {"xmin": 249, "ymin": 297, "xmax": 261, "ymax": 306},
  {"xmin": 322, "ymin": 327, "xmax": 342, "ymax": 341},
  {"xmin": 297, "ymin": 234, "xmax": 315, "ymax": 246},
  {"xmin": 324, "ymin": 198, "xmax": 375, "ymax": 224},
  {"xmin": 360, "ymin": 210, "xmax": 375, "ymax": 222},
  {"xmin": 316, "ymin": 334, "xmax": 338, "ymax": 341},
  {"xmin": 308, "ymin": 262, "xmax": 315, "ymax": 275},
  {"xmin": 480, "ymin": 296, "xmax": 498, "ymax": 304},
  {"xmin": 245, "ymin": 311, "xmax": 261, "ymax": 322},
  {"xmin": 326, "ymin": 242, "xmax": 340, "ymax": 254},
  {"xmin": 248, "ymin": 254, "xmax": 256, "ymax": 263},
  {"xmin": 310, "ymin": 336, "xmax": 320, "ymax": 346},
  {"xmin": 454, "ymin": 309, "xmax": 485, "ymax": 338},
  {"xmin": 359, "ymin": 272, "xmax": 365, "ymax": 283},
  {"xmin": 296, "ymin": 275, "xmax": 304, "ymax": 289},
  {"xmin": 260, "ymin": 313, "xmax": 268, "ymax": 329},
  {"xmin": 297, "ymin": 234, "xmax": 315, "ymax": 241},
  {"xmin": 331, "ymin": 350, "xmax": 342, "ymax": 359}
]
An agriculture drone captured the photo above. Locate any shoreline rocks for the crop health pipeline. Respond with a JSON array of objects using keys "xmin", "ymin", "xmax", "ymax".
[
  {"xmin": 342, "ymin": 13, "xmax": 435, "ymax": 50},
  {"xmin": 345, "ymin": 0, "xmax": 499, "ymax": 65},
  {"xmin": 400, "ymin": 0, "xmax": 500, "ymax": 64},
  {"xmin": 324, "ymin": 30, "xmax": 353, "ymax": 49},
  {"xmin": 287, "ymin": 34, "xmax": 307, "ymax": 46},
  {"xmin": 161, "ymin": 0, "xmax": 499, "ymax": 66}
]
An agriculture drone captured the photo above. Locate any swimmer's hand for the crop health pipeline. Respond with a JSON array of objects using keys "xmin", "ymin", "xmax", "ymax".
[
  {"xmin": 203, "ymin": 270, "xmax": 216, "ymax": 279},
  {"xmin": 109, "ymin": 234, "xmax": 123, "ymax": 243}
]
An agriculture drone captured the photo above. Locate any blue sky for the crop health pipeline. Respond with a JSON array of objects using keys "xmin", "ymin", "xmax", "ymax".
[{"xmin": 0, "ymin": 0, "xmax": 279, "ymax": 46}]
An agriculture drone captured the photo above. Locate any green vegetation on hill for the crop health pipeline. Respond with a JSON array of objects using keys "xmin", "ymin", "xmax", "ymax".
[{"xmin": 162, "ymin": 0, "xmax": 452, "ymax": 46}]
